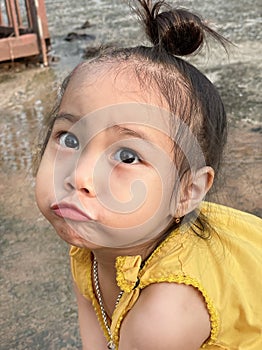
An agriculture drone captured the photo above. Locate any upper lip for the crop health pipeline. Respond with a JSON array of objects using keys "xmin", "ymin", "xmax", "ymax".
[{"xmin": 50, "ymin": 202, "xmax": 94, "ymax": 221}]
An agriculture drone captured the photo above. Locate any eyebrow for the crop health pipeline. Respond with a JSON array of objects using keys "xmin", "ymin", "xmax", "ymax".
[
  {"xmin": 112, "ymin": 125, "xmax": 150, "ymax": 142},
  {"xmin": 54, "ymin": 115, "xmax": 152, "ymax": 142},
  {"xmin": 54, "ymin": 113, "xmax": 81, "ymax": 123}
]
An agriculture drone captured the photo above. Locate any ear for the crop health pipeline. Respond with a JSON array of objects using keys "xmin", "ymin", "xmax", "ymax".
[{"xmin": 173, "ymin": 166, "xmax": 215, "ymax": 217}]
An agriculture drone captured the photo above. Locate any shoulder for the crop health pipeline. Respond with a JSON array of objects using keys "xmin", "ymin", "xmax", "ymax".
[
  {"xmin": 201, "ymin": 202, "xmax": 262, "ymax": 234},
  {"xmin": 119, "ymin": 282, "xmax": 210, "ymax": 350}
]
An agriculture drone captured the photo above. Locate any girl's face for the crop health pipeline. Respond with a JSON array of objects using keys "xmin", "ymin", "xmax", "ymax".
[{"xmin": 35, "ymin": 65, "xmax": 182, "ymax": 249}]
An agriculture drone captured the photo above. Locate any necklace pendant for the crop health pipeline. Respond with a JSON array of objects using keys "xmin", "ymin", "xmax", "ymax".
[{"xmin": 107, "ymin": 340, "xmax": 116, "ymax": 349}]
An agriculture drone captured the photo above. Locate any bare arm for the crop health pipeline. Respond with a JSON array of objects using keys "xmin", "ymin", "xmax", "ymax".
[
  {"xmin": 73, "ymin": 281, "xmax": 107, "ymax": 350},
  {"xmin": 119, "ymin": 283, "xmax": 211, "ymax": 350}
]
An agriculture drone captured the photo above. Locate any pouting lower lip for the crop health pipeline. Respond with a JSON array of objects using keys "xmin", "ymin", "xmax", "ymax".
[{"xmin": 51, "ymin": 204, "xmax": 92, "ymax": 222}]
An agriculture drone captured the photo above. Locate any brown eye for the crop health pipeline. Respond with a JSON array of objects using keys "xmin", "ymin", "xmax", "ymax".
[
  {"xmin": 59, "ymin": 132, "xmax": 79, "ymax": 149},
  {"xmin": 114, "ymin": 148, "xmax": 140, "ymax": 164}
]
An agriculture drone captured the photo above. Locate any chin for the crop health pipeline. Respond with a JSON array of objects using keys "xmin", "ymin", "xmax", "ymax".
[{"xmin": 54, "ymin": 226, "xmax": 101, "ymax": 250}]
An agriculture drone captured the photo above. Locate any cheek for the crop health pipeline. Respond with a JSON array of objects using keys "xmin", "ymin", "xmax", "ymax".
[
  {"xmin": 138, "ymin": 175, "xmax": 164, "ymax": 215},
  {"xmin": 105, "ymin": 170, "xmax": 165, "ymax": 225},
  {"xmin": 108, "ymin": 167, "xmax": 161, "ymax": 202},
  {"xmin": 35, "ymin": 157, "xmax": 55, "ymax": 212},
  {"xmin": 108, "ymin": 168, "xmax": 138, "ymax": 202}
]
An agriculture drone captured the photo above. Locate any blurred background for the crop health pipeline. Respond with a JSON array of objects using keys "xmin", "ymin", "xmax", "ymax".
[{"xmin": 0, "ymin": 0, "xmax": 261, "ymax": 349}]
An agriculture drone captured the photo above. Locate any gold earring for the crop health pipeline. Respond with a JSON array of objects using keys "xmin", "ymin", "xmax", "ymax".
[{"xmin": 175, "ymin": 217, "xmax": 180, "ymax": 224}]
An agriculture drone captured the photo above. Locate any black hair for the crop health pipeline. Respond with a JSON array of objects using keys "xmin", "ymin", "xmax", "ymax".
[{"xmin": 36, "ymin": 0, "xmax": 230, "ymax": 238}]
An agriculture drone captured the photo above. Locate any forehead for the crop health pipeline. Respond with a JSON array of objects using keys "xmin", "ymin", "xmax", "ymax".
[
  {"xmin": 60, "ymin": 62, "xmax": 168, "ymax": 115},
  {"xmin": 58, "ymin": 62, "xmax": 172, "ymax": 137}
]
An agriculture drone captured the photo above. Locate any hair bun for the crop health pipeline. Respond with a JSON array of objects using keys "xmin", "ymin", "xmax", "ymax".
[{"xmin": 136, "ymin": 0, "xmax": 211, "ymax": 56}]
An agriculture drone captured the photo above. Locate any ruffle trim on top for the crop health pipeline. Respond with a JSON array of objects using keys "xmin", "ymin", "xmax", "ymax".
[{"xmin": 115, "ymin": 255, "xmax": 142, "ymax": 292}]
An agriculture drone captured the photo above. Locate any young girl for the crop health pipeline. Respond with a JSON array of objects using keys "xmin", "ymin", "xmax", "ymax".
[{"xmin": 35, "ymin": 1, "xmax": 262, "ymax": 349}]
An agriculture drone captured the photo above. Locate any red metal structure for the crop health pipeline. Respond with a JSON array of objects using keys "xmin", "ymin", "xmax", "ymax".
[{"xmin": 0, "ymin": 0, "xmax": 50, "ymax": 66}]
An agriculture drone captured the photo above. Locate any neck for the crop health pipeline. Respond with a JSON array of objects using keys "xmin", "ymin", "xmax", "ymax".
[{"xmin": 92, "ymin": 238, "xmax": 157, "ymax": 269}]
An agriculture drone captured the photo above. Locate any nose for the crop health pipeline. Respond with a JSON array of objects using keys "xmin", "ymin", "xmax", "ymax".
[{"xmin": 64, "ymin": 153, "xmax": 97, "ymax": 197}]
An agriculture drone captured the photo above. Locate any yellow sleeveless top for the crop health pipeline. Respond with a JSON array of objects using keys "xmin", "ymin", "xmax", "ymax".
[{"xmin": 70, "ymin": 202, "xmax": 262, "ymax": 349}]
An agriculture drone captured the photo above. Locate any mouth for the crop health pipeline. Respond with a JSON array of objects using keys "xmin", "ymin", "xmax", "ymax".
[{"xmin": 50, "ymin": 203, "xmax": 93, "ymax": 222}]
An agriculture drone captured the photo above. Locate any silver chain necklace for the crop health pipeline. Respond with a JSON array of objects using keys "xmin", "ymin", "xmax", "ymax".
[{"xmin": 93, "ymin": 257, "xmax": 124, "ymax": 350}]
